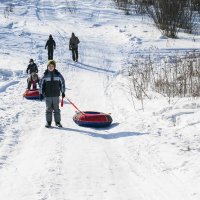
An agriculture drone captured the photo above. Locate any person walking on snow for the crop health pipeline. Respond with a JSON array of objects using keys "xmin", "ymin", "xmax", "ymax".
[
  {"xmin": 40, "ymin": 60, "xmax": 65, "ymax": 128},
  {"xmin": 69, "ymin": 32, "xmax": 80, "ymax": 62},
  {"xmin": 45, "ymin": 34, "xmax": 56, "ymax": 60}
]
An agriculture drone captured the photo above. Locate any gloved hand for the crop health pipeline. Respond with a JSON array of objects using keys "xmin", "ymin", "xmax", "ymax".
[
  {"xmin": 62, "ymin": 93, "xmax": 65, "ymax": 98},
  {"xmin": 40, "ymin": 94, "xmax": 44, "ymax": 101}
]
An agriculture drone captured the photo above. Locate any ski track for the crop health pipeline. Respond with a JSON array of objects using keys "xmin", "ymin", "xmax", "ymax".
[{"xmin": 0, "ymin": 0, "xmax": 200, "ymax": 200}]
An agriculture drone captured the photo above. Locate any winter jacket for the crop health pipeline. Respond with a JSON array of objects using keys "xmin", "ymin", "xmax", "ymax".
[
  {"xmin": 69, "ymin": 36, "xmax": 80, "ymax": 49},
  {"xmin": 26, "ymin": 63, "xmax": 38, "ymax": 74},
  {"xmin": 45, "ymin": 38, "xmax": 56, "ymax": 50},
  {"xmin": 40, "ymin": 69, "xmax": 65, "ymax": 97}
]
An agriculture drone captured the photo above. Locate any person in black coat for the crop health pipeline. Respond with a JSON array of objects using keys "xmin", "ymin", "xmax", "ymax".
[
  {"xmin": 69, "ymin": 32, "xmax": 80, "ymax": 62},
  {"xmin": 45, "ymin": 34, "xmax": 56, "ymax": 60},
  {"xmin": 26, "ymin": 59, "xmax": 38, "ymax": 74}
]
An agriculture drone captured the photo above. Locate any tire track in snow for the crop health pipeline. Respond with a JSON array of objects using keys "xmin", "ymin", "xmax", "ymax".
[
  {"xmin": 35, "ymin": 131, "xmax": 69, "ymax": 200},
  {"xmin": 0, "ymin": 78, "xmax": 43, "ymax": 169}
]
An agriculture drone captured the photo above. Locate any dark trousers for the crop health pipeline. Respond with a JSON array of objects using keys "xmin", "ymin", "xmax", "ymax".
[
  {"xmin": 48, "ymin": 49, "xmax": 54, "ymax": 60},
  {"xmin": 71, "ymin": 48, "xmax": 78, "ymax": 61}
]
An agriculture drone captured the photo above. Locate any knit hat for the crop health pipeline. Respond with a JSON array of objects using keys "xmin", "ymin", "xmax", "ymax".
[
  {"xmin": 47, "ymin": 60, "xmax": 56, "ymax": 68},
  {"xmin": 29, "ymin": 58, "xmax": 34, "ymax": 63}
]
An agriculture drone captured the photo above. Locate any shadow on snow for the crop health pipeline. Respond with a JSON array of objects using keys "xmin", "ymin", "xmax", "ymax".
[
  {"xmin": 55, "ymin": 125, "xmax": 148, "ymax": 139},
  {"xmin": 69, "ymin": 61, "xmax": 116, "ymax": 74}
]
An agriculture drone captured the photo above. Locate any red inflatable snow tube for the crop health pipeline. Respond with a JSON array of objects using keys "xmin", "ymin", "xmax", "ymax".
[
  {"xmin": 23, "ymin": 89, "xmax": 40, "ymax": 100},
  {"xmin": 73, "ymin": 111, "xmax": 112, "ymax": 128}
]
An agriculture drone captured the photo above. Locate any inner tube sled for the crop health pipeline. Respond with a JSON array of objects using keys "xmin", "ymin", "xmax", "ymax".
[
  {"xmin": 23, "ymin": 89, "xmax": 40, "ymax": 100},
  {"xmin": 73, "ymin": 111, "xmax": 112, "ymax": 127}
]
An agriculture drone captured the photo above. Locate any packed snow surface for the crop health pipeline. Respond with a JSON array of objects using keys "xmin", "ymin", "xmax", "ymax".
[{"xmin": 0, "ymin": 0, "xmax": 200, "ymax": 200}]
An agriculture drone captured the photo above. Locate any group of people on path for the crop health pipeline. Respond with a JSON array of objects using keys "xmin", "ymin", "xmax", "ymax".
[
  {"xmin": 45, "ymin": 33, "xmax": 80, "ymax": 61},
  {"xmin": 26, "ymin": 32, "xmax": 79, "ymax": 128}
]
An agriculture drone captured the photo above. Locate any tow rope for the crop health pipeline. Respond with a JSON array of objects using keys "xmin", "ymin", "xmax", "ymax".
[{"xmin": 61, "ymin": 97, "xmax": 85, "ymax": 115}]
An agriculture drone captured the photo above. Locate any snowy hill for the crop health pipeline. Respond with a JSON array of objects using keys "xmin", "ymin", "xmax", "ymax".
[{"xmin": 0, "ymin": 0, "xmax": 200, "ymax": 200}]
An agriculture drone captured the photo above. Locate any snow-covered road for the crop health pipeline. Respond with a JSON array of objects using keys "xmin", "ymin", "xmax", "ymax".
[{"xmin": 0, "ymin": 0, "xmax": 200, "ymax": 199}]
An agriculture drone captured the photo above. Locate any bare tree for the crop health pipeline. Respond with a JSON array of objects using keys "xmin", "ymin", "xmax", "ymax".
[
  {"xmin": 113, "ymin": 0, "xmax": 199, "ymax": 37},
  {"xmin": 113, "ymin": 0, "xmax": 135, "ymax": 15}
]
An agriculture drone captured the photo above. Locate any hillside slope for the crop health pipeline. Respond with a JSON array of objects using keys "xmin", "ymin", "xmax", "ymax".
[{"xmin": 0, "ymin": 0, "xmax": 200, "ymax": 200}]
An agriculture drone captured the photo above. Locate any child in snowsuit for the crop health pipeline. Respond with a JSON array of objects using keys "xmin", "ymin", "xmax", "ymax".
[
  {"xmin": 26, "ymin": 59, "xmax": 39, "ymax": 90},
  {"xmin": 40, "ymin": 60, "xmax": 65, "ymax": 128}
]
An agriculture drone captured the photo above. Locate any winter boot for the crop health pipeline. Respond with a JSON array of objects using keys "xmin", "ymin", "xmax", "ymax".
[
  {"xmin": 55, "ymin": 122, "xmax": 62, "ymax": 128},
  {"xmin": 45, "ymin": 121, "xmax": 51, "ymax": 128}
]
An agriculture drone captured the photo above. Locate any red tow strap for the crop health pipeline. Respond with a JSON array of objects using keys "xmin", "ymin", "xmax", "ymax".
[
  {"xmin": 62, "ymin": 97, "xmax": 85, "ymax": 115},
  {"xmin": 61, "ymin": 97, "xmax": 64, "ymax": 107}
]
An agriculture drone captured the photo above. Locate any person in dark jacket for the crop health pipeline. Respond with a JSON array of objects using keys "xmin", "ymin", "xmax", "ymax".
[
  {"xmin": 45, "ymin": 34, "xmax": 56, "ymax": 60},
  {"xmin": 26, "ymin": 59, "xmax": 38, "ymax": 74},
  {"xmin": 40, "ymin": 60, "xmax": 65, "ymax": 128},
  {"xmin": 26, "ymin": 59, "xmax": 39, "ymax": 90},
  {"xmin": 69, "ymin": 32, "xmax": 80, "ymax": 62}
]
